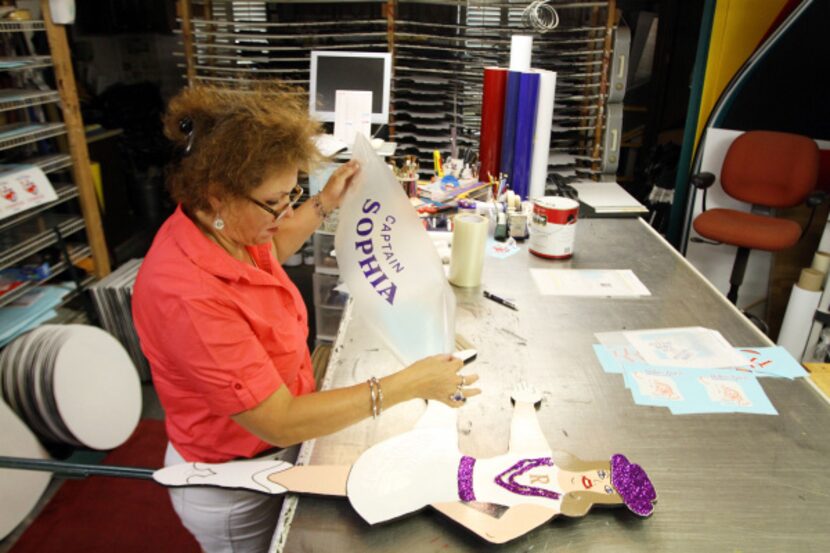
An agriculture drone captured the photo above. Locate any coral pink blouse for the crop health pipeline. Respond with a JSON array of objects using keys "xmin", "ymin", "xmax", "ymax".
[{"xmin": 133, "ymin": 205, "xmax": 315, "ymax": 462}]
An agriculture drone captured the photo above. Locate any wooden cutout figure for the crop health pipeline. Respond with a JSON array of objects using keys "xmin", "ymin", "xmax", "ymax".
[{"xmin": 154, "ymin": 386, "xmax": 656, "ymax": 544}]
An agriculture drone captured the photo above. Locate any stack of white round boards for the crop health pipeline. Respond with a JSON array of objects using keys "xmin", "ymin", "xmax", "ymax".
[
  {"xmin": 0, "ymin": 324, "xmax": 142, "ymax": 450},
  {"xmin": 0, "ymin": 396, "xmax": 50, "ymax": 540}
]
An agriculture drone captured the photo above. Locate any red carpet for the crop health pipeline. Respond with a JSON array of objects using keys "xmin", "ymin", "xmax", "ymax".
[{"xmin": 9, "ymin": 419, "xmax": 199, "ymax": 553}]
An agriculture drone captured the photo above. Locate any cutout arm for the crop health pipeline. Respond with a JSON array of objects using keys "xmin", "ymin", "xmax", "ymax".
[
  {"xmin": 508, "ymin": 385, "xmax": 551, "ymax": 456},
  {"xmin": 268, "ymin": 465, "xmax": 350, "ymax": 496},
  {"xmin": 432, "ymin": 502, "xmax": 557, "ymax": 544}
]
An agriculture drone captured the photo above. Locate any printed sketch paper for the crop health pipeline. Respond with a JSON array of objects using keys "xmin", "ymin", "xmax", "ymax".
[
  {"xmin": 530, "ymin": 269, "xmax": 650, "ymax": 297},
  {"xmin": 623, "ymin": 327, "xmax": 748, "ymax": 369}
]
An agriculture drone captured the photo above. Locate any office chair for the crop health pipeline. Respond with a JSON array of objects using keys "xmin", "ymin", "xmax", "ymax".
[{"xmin": 691, "ymin": 130, "xmax": 821, "ymax": 305}]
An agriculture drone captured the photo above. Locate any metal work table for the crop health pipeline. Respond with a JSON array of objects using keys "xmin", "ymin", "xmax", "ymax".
[{"xmin": 272, "ymin": 218, "xmax": 830, "ymax": 552}]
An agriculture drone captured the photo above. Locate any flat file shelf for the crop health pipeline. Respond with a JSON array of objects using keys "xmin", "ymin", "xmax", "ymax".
[
  {"xmin": 0, "ymin": 183, "xmax": 79, "ymax": 234},
  {"xmin": 177, "ymin": 0, "xmax": 619, "ymax": 178},
  {"xmin": 0, "ymin": 215, "xmax": 87, "ymax": 272},
  {"xmin": 0, "ymin": 89, "xmax": 61, "ymax": 112},
  {"xmin": 0, "ymin": 245, "xmax": 92, "ymax": 310},
  {"xmin": 0, "ymin": 123, "xmax": 67, "ymax": 153}
]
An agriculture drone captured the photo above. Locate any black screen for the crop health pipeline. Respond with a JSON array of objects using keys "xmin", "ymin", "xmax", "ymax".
[{"xmin": 314, "ymin": 56, "xmax": 387, "ymax": 114}]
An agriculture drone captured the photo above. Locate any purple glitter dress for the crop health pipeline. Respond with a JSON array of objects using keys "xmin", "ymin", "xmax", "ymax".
[
  {"xmin": 346, "ymin": 425, "xmax": 656, "ymax": 525},
  {"xmin": 347, "ymin": 428, "xmax": 568, "ymax": 524}
]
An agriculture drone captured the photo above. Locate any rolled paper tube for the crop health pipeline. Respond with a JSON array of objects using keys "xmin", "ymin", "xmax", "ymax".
[
  {"xmin": 798, "ymin": 267, "xmax": 824, "ymax": 292},
  {"xmin": 777, "ymin": 269, "xmax": 823, "ymax": 359},
  {"xmin": 528, "ymin": 69, "xmax": 557, "ymax": 201},
  {"xmin": 448, "ymin": 214, "xmax": 488, "ymax": 288},
  {"xmin": 811, "ymin": 251, "xmax": 830, "ymax": 275},
  {"xmin": 500, "ymin": 71, "xmax": 522, "ymax": 184},
  {"xmin": 509, "ymin": 35, "xmax": 533, "ymax": 72},
  {"xmin": 479, "ymin": 67, "xmax": 508, "ymax": 182},
  {"xmin": 511, "ymin": 71, "xmax": 541, "ymax": 200}
]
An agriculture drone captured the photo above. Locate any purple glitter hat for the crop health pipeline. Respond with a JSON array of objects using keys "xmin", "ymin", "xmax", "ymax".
[{"xmin": 610, "ymin": 454, "xmax": 656, "ymax": 517}]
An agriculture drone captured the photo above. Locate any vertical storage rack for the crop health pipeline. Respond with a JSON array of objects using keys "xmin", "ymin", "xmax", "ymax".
[
  {"xmin": 176, "ymin": 0, "xmax": 620, "ymax": 179},
  {"xmin": 0, "ymin": 2, "xmax": 110, "ymax": 312}
]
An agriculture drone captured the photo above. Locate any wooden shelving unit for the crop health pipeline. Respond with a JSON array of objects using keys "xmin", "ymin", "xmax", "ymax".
[{"xmin": 0, "ymin": 1, "xmax": 111, "ymax": 316}]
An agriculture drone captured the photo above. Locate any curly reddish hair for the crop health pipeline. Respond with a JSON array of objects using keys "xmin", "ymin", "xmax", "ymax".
[{"xmin": 163, "ymin": 82, "xmax": 324, "ymax": 212}]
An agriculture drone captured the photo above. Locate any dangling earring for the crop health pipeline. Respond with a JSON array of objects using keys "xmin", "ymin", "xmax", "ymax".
[{"xmin": 213, "ymin": 215, "xmax": 225, "ymax": 230}]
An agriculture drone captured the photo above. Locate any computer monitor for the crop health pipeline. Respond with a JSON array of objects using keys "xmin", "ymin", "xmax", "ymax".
[{"xmin": 309, "ymin": 51, "xmax": 392, "ymax": 125}]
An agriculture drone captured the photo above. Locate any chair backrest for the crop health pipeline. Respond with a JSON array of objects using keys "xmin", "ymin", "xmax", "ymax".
[{"xmin": 721, "ymin": 130, "xmax": 819, "ymax": 208}]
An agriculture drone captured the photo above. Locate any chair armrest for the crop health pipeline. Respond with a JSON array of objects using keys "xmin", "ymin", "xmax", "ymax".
[
  {"xmin": 805, "ymin": 190, "xmax": 828, "ymax": 208},
  {"xmin": 690, "ymin": 172, "xmax": 716, "ymax": 190}
]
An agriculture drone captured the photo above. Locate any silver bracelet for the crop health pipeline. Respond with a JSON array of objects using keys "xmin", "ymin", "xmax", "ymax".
[
  {"xmin": 371, "ymin": 376, "xmax": 383, "ymax": 417},
  {"xmin": 311, "ymin": 194, "xmax": 330, "ymax": 219},
  {"xmin": 367, "ymin": 377, "xmax": 379, "ymax": 418}
]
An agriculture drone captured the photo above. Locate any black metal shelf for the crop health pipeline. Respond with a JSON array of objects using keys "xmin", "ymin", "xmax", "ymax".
[
  {"xmin": 0, "ymin": 245, "xmax": 92, "ymax": 310},
  {"xmin": 0, "ymin": 20, "xmax": 46, "ymax": 33},
  {"xmin": 0, "ymin": 123, "xmax": 67, "ymax": 153},
  {"xmin": 0, "ymin": 184, "xmax": 78, "ymax": 234},
  {"xmin": 0, "ymin": 90, "xmax": 61, "ymax": 113},
  {"xmin": 0, "ymin": 215, "xmax": 86, "ymax": 272}
]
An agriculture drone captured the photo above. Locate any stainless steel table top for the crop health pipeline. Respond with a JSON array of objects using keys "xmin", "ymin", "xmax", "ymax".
[{"xmin": 273, "ymin": 218, "xmax": 830, "ymax": 552}]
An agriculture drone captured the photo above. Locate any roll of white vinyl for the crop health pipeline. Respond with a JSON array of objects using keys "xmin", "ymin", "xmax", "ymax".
[
  {"xmin": 509, "ymin": 35, "xmax": 533, "ymax": 72},
  {"xmin": 0, "ymin": 397, "xmax": 51, "ymax": 540},
  {"xmin": 777, "ymin": 282, "xmax": 822, "ymax": 360},
  {"xmin": 448, "ymin": 214, "xmax": 488, "ymax": 288},
  {"xmin": 51, "ymin": 325, "xmax": 142, "ymax": 450},
  {"xmin": 528, "ymin": 69, "xmax": 557, "ymax": 200}
]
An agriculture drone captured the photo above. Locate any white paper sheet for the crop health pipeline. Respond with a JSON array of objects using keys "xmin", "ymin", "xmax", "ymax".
[
  {"xmin": 622, "ymin": 327, "xmax": 749, "ymax": 369},
  {"xmin": 530, "ymin": 269, "xmax": 650, "ymax": 297},
  {"xmin": 333, "ymin": 90, "xmax": 372, "ymax": 145},
  {"xmin": 0, "ymin": 164, "xmax": 57, "ymax": 221},
  {"xmin": 569, "ymin": 181, "xmax": 646, "ymax": 213}
]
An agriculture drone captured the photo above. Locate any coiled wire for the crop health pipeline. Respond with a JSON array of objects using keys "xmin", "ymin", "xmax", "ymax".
[{"xmin": 521, "ymin": 1, "xmax": 560, "ymax": 33}]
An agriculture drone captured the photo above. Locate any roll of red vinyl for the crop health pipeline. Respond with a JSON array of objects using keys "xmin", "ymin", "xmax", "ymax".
[{"xmin": 478, "ymin": 67, "xmax": 508, "ymax": 182}]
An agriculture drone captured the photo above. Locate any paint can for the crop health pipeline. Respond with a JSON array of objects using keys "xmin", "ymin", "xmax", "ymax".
[{"xmin": 529, "ymin": 196, "xmax": 579, "ymax": 259}]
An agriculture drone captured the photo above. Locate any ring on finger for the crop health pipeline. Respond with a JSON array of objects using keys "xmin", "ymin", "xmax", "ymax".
[{"xmin": 450, "ymin": 390, "xmax": 465, "ymax": 403}]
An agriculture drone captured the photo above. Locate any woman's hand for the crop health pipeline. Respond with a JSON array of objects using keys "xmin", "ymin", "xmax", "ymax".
[
  {"xmin": 320, "ymin": 160, "xmax": 360, "ymax": 212},
  {"xmin": 397, "ymin": 354, "xmax": 481, "ymax": 407}
]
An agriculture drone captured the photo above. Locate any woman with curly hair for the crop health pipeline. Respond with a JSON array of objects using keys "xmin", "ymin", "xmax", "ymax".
[{"xmin": 132, "ymin": 84, "xmax": 480, "ymax": 552}]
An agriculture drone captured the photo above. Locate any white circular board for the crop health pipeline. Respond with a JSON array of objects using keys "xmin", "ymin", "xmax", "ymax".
[
  {"xmin": 0, "ymin": 397, "xmax": 51, "ymax": 540},
  {"xmin": 51, "ymin": 325, "xmax": 142, "ymax": 450}
]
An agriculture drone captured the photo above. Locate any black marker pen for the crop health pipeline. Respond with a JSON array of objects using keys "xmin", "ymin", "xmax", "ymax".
[{"xmin": 483, "ymin": 290, "xmax": 518, "ymax": 311}]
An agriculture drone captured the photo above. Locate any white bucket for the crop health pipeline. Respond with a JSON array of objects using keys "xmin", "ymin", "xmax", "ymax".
[{"xmin": 529, "ymin": 196, "xmax": 579, "ymax": 259}]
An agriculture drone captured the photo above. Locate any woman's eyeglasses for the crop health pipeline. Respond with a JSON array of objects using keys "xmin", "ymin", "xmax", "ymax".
[{"xmin": 248, "ymin": 185, "xmax": 304, "ymax": 222}]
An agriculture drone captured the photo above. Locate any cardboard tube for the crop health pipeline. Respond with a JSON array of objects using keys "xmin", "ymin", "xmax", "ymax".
[
  {"xmin": 478, "ymin": 68, "xmax": 508, "ymax": 182},
  {"xmin": 448, "ymin": 215, "xmax": 488, "ymax": 287},
  {"xmin": 500, "ymin": 71, "xmax": 522, "ymax": 183},
  {"xmin": 528, "ymin": 69, "xmax": 557, "ymax": 200},
  {"xmin": 798, "ymin": 268, "xmax": 824, "ymax": 292},
  {"xmin": 777, "ymin": 269, "xmax": 823, "ymax": 359},
  {"xmin": 811, "ymin": 251, "xmax": 830, "ymax": 275},
  {"xmin": 509, "ymin": 35, "xmax": 533, "ymax": 72},
  {"xmin": 511, "ymin": 71, "xmax": 540, "ymax": 200}
]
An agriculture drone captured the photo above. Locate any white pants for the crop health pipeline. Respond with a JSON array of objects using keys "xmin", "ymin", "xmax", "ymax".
[{"xmin": 164, "ymin": 443, "xmax": 297, "ymax": 553}]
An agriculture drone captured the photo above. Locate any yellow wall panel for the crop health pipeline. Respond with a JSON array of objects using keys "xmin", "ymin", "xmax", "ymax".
[{"xmin": 695, "ymin": 0, "xmax": 789, "ymax": 146}]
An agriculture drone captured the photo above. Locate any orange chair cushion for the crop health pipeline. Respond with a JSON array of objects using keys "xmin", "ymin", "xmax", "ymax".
[
  {"xmin": 721, "ymin": 131, "xmax": 819, "ymax": 208},
  {"xmin": 693, "ymin": 208, "xmax": 801, "ymax": 251}
]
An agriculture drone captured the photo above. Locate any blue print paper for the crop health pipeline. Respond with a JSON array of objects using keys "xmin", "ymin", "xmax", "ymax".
[
  {"xmin": 593, "ymin": 344, "xmax": 647, "ymax": 375},
  {"xmin": 623, "ymin": 366, "xmax": 777, "ymax": 415},
  {"xmin": 735, "ymin": 346, "xmax": 807, "ymax": 379}
]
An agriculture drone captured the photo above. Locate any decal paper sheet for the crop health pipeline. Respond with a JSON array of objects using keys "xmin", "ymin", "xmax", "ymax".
[{"xmin": 593, "ymin": 334, "xmax": 805, "ymax": 414}]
